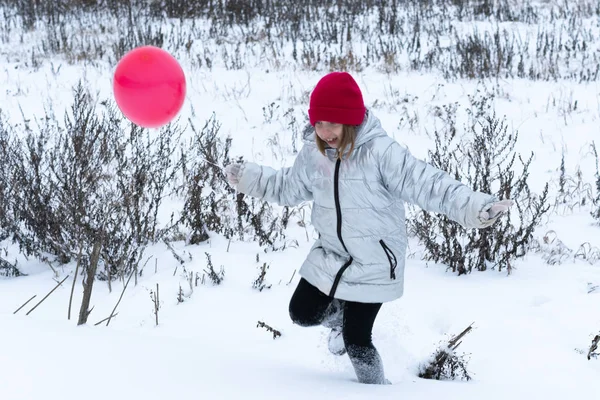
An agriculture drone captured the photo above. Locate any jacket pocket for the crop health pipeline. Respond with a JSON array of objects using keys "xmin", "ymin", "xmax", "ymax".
[{"xmin": 379, "ymin": 240, "xmax": 398, "ymax": 280}]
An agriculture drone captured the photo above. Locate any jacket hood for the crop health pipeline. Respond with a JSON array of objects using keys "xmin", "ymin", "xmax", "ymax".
[{"xmin": 301, "ymin": 109, "xmax": 388, "ymax": 151}]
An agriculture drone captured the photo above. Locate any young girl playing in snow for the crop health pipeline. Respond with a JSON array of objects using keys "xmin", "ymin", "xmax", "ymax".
[{"xmin": 225, "ymin": 72, "xmax": 513, "ymax": 385}]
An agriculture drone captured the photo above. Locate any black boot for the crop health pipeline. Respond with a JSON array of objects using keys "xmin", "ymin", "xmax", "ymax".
[
  {"xmin": 346, "ymin": 344, "xmax": 390, "ymax": 384},
  {"xmin": 322, "ymin": 299, "xmax": 346, "ymax": 356}
]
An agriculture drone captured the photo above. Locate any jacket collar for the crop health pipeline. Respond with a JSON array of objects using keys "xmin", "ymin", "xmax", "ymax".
[{"xmin": 302, "ymin": 109, "xmax": 388, "ymax": 161}]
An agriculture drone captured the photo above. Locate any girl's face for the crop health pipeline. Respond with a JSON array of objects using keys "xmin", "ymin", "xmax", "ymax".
[{"xmin": 315, "ymin": 121, "xmax": 344, "ymax": 148}]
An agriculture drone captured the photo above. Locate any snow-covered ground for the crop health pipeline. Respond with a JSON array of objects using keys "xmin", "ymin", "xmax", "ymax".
[
  {"xmin": 1, "ymin": 4, "xmax": 600, "ymax": 400},
  {"xmin": 2, "ymin": 232, "xmax": 599, "ymax": 399}
]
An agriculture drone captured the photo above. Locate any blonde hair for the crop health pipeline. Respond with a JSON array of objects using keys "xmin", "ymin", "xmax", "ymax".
[{"xmin": 316, "ymin": 125, "xmax": 357, "ymax": 160}]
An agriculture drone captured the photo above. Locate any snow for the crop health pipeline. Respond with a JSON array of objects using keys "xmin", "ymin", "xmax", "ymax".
[
  {"xmin": 2, "ymin": 231, "xmax": 599, "ymax": 398},
  {"xmin": 1, "ymin": 4, "xmax": 600, "ymax": 400}
]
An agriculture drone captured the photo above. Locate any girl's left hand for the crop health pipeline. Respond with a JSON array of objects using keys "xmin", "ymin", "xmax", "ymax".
[
  {"xmin": 479, "ymin": 199, "xmax": 514, "ymax": 227},
  {"xmin": 225, "ymin": 162, "xmax": 243, "ymax": 185}
]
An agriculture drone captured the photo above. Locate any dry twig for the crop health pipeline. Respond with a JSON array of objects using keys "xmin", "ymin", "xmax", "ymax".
[
  {"xmin": 588, "ymin": 334, "xmax": 599, "ymax": 360},
  {"xmin": 419, "ymin": 323, "xmax": 474, "ymax": 381},
  {"xmin": 105, "ymin": 270, "xmax": 135, "ymax": 326},
  {"xmin": 257, "ymin": 321, "xmax": 282, "ymax": 339},
  {"xmin": 26, "ymin": 275, "xmax": 70, "ymax": 316},
  {"xmin": 13, "ymin": 295, "xmax": 37, "ymax": 315}
]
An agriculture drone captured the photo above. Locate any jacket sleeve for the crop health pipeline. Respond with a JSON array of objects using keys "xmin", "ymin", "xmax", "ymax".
[
  {"xmin": 379, "ymin": 142, "xmax": 497, "ymax": 229},
  {"xmin": 235, "ymin": 145, "xmax": 313, "ymax": 206}
]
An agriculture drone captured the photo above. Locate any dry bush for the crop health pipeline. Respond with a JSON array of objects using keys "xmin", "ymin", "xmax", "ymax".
[{"xmin": 410, "ymin": 94, "xmax": 550, "ymax": 275}]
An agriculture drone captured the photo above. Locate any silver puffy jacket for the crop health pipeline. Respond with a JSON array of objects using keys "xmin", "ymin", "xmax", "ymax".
[{"xmin": 235, "ymin": 110, "xmax": 497, "ymax": 303}]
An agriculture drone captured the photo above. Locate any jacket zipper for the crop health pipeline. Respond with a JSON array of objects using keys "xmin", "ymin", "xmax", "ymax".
[
  {"xmin": 329, "ymin": 159, "xmax": 353, "ymax": 297},
  {"xmin": 379, "ymin": 240, "xmax": 397, "ymax": 280}
]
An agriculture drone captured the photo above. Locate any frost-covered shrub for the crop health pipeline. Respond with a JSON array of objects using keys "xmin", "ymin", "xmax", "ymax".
[
  {"xmin": 409, "ymin": 94, "xmax": 550, "ymax": 275},
  {"xmin": 419, "ymin": 325, "xmax": 473, "ymax": 381},
  {"xmin": 591, "ymin": 142, "xmax": 600, "ymax": 223}
]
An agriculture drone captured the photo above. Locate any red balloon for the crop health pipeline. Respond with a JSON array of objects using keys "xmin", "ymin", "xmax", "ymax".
[{"xmin": 113, "ymin": 46, "xmax": 186, "ymax": 128}]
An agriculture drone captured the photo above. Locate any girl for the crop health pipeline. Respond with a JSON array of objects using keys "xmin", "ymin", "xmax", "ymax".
[{"xmin": 225, "ymin": 72, "xmax": 513, "ymax": 385}]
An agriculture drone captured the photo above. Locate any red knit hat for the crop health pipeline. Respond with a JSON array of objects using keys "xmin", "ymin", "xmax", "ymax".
[{"xmin": 308, "ymin": 72, "xmax": 366, "ymax": 126}]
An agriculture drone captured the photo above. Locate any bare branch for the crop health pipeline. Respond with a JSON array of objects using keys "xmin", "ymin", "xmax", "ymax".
[
  {"xmin": 68, "ymin": 245, "xmax": 83, "ymax": 320},
  {"xmin": 26, "ymin": 275, "xmax": 69, "ymax": 316},
  {"xmin": 13, "ymin": 295, "xmax": 37, "ymax": 315},
  {"xmin": 106, "ymin": 269, "xmax": 135, "ymax": 326}
]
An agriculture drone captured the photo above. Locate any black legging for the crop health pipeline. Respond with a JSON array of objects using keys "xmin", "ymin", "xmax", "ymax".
[{"xmin": 288, "ymin": 278, "xmax": 387, "ymax": 384}]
